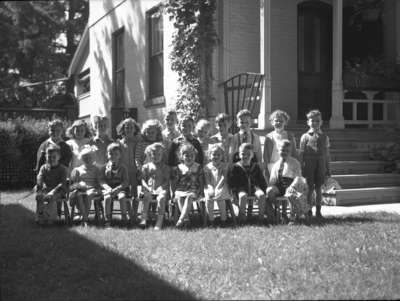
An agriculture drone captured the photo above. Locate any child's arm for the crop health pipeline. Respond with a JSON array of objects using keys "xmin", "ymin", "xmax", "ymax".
[
  {"xmin": 298, "ymin": 134, "xmax": 306, "ymax": 167},
  {"xmin": 289, "ymin": 132, "xmax": 298, "ymax": 159},
  {"xmin": 203, "ymin": 166, "xmax": 215, "ymax": 198},
  {"xmin": 36, "ymin": 164, "xmax": 45, "ymax": 191},
  {"xmin": 140, "ymin": 165, "xmax": 152, "ymax": 193}
]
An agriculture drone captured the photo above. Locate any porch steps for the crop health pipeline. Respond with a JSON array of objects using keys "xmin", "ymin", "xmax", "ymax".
[
  {"xmin": 330, "ymin": 160, "xmax": 386, "ymax": 174},
  {"xmin": 335, "ymin": 187, "xmax": 400, "ymax": 206},
  {"xmin": 332, "ymin": 173, "xmax": 400, "ymax": 189},
  {"xmin": 330, "ymin": 149, "xmax": 371, "ymax": 161}
]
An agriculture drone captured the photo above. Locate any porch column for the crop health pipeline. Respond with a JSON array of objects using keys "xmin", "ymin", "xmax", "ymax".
[
  {"xmin": 396, "ymin": 0, "xmax": 400, "ymax": 64},
  {"xmin": 259, "ymin": 0, "xmax": 272, "ymax": 129},
  {"xmin": 329, "ymin": 0, "xmax": 345, "ymax": 129}
]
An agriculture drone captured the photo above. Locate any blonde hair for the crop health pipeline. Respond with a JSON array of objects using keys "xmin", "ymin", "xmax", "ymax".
[
  {"xmin": 66, "ymin": 119, "xmax": 91, "ymax": 139},
  {"xmin": 306, "ymin": 109, "xmax": 322, "ymax": 120},
  {"xmin": 141, "ymin": 119, "xmax": 163, "ymax": 141},
  {"xmin": 236, "ymin": 109, "xmax": 251, "ymax": 119},
  {"xmin": 144, "ymin": 142, "xmax": 165, "ymax": 161},
  {"xmin": 207, "ymin": 143, "xmax": 225, "ymax": 161},
  {"xmin": 116, "ymin": 118, "xmax": 140, "ymax": 137},
  {"xmin": 178, "ymin": 143, "xmax": 197, "ymax": 160},
  {"xmin": 269, "ymin": 110, "xmax": 290, "ymax": 124},
  {"xmin": 195, "ymin": 119, "xmax": 211, "ymax": 134}
]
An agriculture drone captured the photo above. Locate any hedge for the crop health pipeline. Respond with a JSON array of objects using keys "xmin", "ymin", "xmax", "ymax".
[{"xmin": 0, "ymin": 117, "xmax": 70, "ymax": 189}]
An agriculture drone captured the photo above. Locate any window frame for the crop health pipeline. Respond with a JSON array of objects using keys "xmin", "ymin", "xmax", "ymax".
[{"xmin": 112, "ymin": 27, "xmax": 125, "ymax": 108}]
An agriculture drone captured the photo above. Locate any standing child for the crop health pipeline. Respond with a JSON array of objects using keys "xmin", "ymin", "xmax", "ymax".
[
  {"xmin": 195, "ymin": 119, "xmax": 212, "ymax": 160},
  {"xmin": 116, "ymin": 117, "xmax": 141, "ymax": 198},
  {"xmin": 228, "ymin": 143, "xmax": 269, "ymax": 224},
  {"xmin": 263, "ymin": 110, "xmax": 297, "ymax": 177},
  {"xmin": 135, "ymin": 119, "xmax": 163, "ymax": 171},
  {"xmin": 36, "ymin": 119, "xmax": 72, "ymax": 172},
  {"xmin": 140, "ymin": 142, "xmax": 170, "ymax": 230},
  {"xmin": 231, "ymin": 109, "xmax": 262, "ymax": 165},
  {"xmin": 162, "ymin": 109, "xmax": 180, "ymax": 144},
  {"xmin": 69, "ymin": 146, "xmax": 103, "ymax": 226},
  {"xmin": 267, "ymin": 139, "xmax": 302, "ymax": 223},
  {"xmin": 171, "ymin": 143, "xmax": 204, "ymax": 227},
  {"xmin": 66, "ymin": 119, "xmax": 91, "ymax": 173},
  {"xmin": 101, "ymin": 143, "xmax": 131, "ymax": 227},
  {"xmin": 203, "ymin": 144, "xmax": 232, "ymax": 226},
  {"xmin": 35, "ymin": 144, "xmax": 68, "ymax": 225},
  {"xmin": 90, "ymin": 115, "xmax": 113, "ymax": 168},
  {"xmin": 168, "ymin": 115, "xmax": 204, "ymax": 167},
  {"xmin": 299, "ymin": 109, "xmax": 331, "ymax": 221},
  {"xmin": 210, "ymin": 113, "xmax": 234, "ymax": 164}
]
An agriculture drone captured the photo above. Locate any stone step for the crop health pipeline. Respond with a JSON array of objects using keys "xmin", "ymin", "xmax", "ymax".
[
  {"xmin": 330, "ymin": 160, "xmax": 386, "ymax": 174},
  {"xmin": 335, "ymin": 186, "xmax": 400, "ymax": 206},
  {"xmin": 330, "ymin": 149, "xmax": 370, "ymax": 161},
  {"xmin": 332, "ymin": 173, "xmax": 400, "ymax": 189}
]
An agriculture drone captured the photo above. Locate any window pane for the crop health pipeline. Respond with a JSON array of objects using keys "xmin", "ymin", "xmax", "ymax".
[
  {"xmin": 116, "ymin": 33, "xmax": 124, "ymax": 69},
  {"xmin": 151, "ymin": 14, "xmax": 163, "ymax": 55},
  {"xmin": 149, "ymin": 54, "xmax": 163, "ymax": 97},
  {"xmin": 115, "ymin": 70, "xmax": 124, "ymax": 107}
]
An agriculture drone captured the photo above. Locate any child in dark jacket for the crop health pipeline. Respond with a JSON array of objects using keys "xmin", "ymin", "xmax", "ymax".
[{"xmin": 228, "ymin": 143, "xmax": 271, "ymax": 224}]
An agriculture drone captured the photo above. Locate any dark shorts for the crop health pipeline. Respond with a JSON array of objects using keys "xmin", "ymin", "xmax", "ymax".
[
  {"xmin": 302, "ymin": 155, "xmax": 326, "ymax": 187},
  {"xmin": 276, "ymin": 177, "xmax": 294, "ymax": 196}
]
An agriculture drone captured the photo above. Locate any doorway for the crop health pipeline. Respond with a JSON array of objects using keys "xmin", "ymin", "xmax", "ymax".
[{"xmin": 298, "ymin": 1, "xmax": 332, "ymax": 121}]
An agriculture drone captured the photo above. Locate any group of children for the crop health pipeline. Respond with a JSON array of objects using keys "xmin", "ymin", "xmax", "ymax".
[{"xmin": 35, "ymin": 107, "xmax": 331, "ymax": 229}]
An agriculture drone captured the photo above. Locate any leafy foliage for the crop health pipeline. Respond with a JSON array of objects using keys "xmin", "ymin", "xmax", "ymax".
[
  {"xmin": 165, "ymin": 0, "xmax": 217, "ymax": 121},
  {"xmin": 0, "ymin": 1, "xmax": 88, "ymax": 98}
]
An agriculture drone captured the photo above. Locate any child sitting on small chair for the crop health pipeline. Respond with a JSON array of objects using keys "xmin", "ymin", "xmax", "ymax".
[
  {"xmin": 172, "ymin": 143, "xmax": 204, "ymax": 228},
  {"xmin": 228, "ymin": 143, "xmax": 268, "ymax": 224},
  {"xmin": 90, "ymin": 115, "xmax": 113, "ymax": 168},
  {"xmin": 284, "ymin": 176, "xmax": 311, "ymax": 223},
  {"xmin": 299, "ymin": 109, "xmax": 331, "ymax": 221},
  {"xmin": 140, "ymin": 142, "xmax": 170, "ymax": 230},
  {"xmin": 267, "ymin": 139, "xmax": 302, "ymax": 223},
  {"xmin": 101, "ymin": 143, "xmax": 130, "ymax": 227},
  {"xmin": 36, "ymin": 144, "xmax": 68, "ymax": 225},
  {"xmin": 203, "ymin": 144, "xmax": 232, "ymax": 226},
  {"xmin": 69, "ymin": 146, "xmax": 103, "ymax": 226}
]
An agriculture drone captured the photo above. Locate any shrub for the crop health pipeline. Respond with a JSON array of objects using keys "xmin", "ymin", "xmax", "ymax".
[{"xmin": 0, "ymin": 117, "xmax": 71, "ymax": 189}]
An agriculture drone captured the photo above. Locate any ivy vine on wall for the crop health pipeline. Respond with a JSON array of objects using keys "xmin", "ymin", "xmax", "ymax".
[{"xmin": 165, "ymin": 0, "xmax": 217, "ymax": 121}]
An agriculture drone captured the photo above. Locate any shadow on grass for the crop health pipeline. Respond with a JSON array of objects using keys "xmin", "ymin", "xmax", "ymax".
[{"xmin": 0, "ymin": 204, "xmax": 196, "ymax": 301}]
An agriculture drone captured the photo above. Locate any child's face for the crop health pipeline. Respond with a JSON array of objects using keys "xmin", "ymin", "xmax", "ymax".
[
  {"xmin": 196, "ymin": 127, "xmax": 209, "ymax": 140},
  {"xmin": 239, "ymin": 148, "xmax": 253, "ymax": 165},
  {"xmin": 307, "ymin": 116, "xmax": 322, "ymax": 131},
  {"xmin": 165, "ymin": 115, "xmax": 177, "ymax": 129},
  {"xmin": 180, "ymin": 120, "xmax": 194, "ymax": 137},
  {"xmin": 146, "ymin": 126, "xmax": 158, "ymax": 142},
  {"xmin": 123, "ymin": 123, "xmax": 135, "ymax": 137},
  {"xmin": 271, "ymin": 116, "xmax": 286, "ymax": 131},
  {"xmin": 46, "ymin": 151, "xmax": 60, "ymax": 167},
  {"xmin": 210, "ymin": 149, "xmax": 223, "ymax": 165},
  {"xmin": 279, "ymin": 145, "xmax": 290, "ymax": 160},
  {"xmin": 238, "ymin": 115, "xmax": 251, "ymax": 131},
  {"xmin": 49, "ymin": 125, "xmax": 62, "ymax": 141},
  {"xmin": 95, "ymin": 120, "xmax": 107, "ymax": 136},
  {"xmin": 151, "ymin": 148, "xmax": 163, "ymax": 164},
  {"xmin": 108, "ymin": 149, "xmax": 121, "ymax": 163},
  {"xmin": 74, "ymin": 125, "xmax": 86, "ymax": 140},
  {"xmin": 182, "ymin": 150, "xmax": 195, "ymax": 166},
  {"xmin": 217, "ymin": 120, "xmax": 230, "ymax": 135},
  {"xmin": 81, "ymin": 153, "xmax": 94, "ymax": 166}
]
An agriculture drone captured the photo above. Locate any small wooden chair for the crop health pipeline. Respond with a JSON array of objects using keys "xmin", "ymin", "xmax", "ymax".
[
  {"xmin": 70, "ymin": 194, "xmax": 105, "ymax": 225},
  {"xmin": 170, "ymin": 196, "xmax": 207, "ymax": 227},
  {"xmin": 274, "ymin": 196, "xmax": 291, "ymax": 224}
]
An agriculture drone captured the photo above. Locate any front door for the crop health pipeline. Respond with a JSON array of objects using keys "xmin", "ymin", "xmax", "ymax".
[{"xmin": 298, "ymin": 1, "xmax": 332, "ymax": 121}]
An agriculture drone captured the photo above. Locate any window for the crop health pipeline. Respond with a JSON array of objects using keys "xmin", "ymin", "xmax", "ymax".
[
  {"xmin": 113, "ymin": 28, "xmax": 125, "ymax": 107},
  {"xmin": 77, "ymin": 68, "xmax": 90, "ymax": 96},
  {"xmin": 148, "ymin": 7, "xmax": 163, "ymax": 98}
]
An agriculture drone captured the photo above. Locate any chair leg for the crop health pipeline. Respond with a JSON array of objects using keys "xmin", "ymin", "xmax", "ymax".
[
  {"xmin": 172, "ymin": 201, "xmax": 180, "ymax": 225},
  {"xmin": 225, "ymin": 199, "xmax": 237, "ymax": 226},
  {"xmin": 199, "ymin": 201, "xmax": 207, "ymax": 227},
  {"xmin": 247, "ymin": 199, "xmax": 253, "ymax": 220}
]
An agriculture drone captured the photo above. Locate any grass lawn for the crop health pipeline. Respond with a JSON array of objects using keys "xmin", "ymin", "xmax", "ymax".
[{"xmin": 1, "ymin": 190, "xmax": 400, "ymax": 300}]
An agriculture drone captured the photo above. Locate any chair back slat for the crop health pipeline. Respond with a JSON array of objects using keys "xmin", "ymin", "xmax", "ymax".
[{"xmin": 220, "ymin": 73, "xmax": 265, "ymax": 133}]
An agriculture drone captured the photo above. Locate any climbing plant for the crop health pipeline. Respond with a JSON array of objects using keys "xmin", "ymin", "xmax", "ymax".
[{"xmin": 165, "ymin": 0, "xmax": 217, "ymax": 121}]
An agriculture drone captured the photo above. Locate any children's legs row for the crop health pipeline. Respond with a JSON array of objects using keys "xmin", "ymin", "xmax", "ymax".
[
  {"xmin": 237, "ymin": 192, "xmax": 248, "ymax": 222},
  {"xmin": 255, "ymin": 189, "xmax": 266, "ymax": 221},
  {"xmin": 178, "ymin": 195, "xmax": 194, "ymax": 223}
]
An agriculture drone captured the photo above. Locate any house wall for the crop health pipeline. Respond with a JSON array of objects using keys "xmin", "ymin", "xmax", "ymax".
[
  {"xmin": 216, "ymin": 0, "xmax": 260, "ymax": 114},
  {"xmin": 86, "ymin": 0, "xmax": 178, "ymax": 123}
]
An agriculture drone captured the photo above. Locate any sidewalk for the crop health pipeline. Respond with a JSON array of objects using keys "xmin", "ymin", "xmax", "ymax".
[{"xmin": 321, "ymin": 203, "xmax": 400, "ymax": 216}]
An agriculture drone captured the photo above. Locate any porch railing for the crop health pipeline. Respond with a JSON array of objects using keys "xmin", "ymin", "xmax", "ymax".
[{"xmin": 343, "ymin": 90, "xmax": 400, "ymax": 128}]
